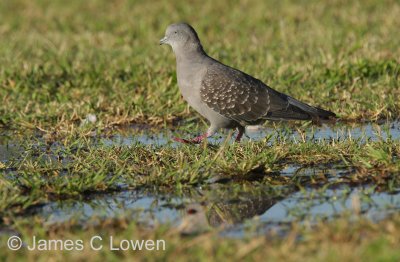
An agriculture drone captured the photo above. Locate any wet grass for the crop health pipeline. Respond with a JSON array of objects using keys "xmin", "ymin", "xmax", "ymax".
[
  {"xmin": 1, "ymin": 128, "xmax": 399, "ymax": 210},
  {"xmin": 0, "ymin": 123, "xmax": 399, "ymax": 259},
  {"xmin": 1, "ymin": 0, "xmax": 400, "ymax": 260}
]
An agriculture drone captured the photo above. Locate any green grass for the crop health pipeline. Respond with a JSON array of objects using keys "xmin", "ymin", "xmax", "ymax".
[
  {"xmin": 1, "ymin": 0, "xmax": 400, "ymax": 261},
  {"xmin": 1, "ymin": 214, "xmax": 400, "ymax": 261},
  {"xmin": 0, "ymin": 0, "xmax": 399, "ymax": 131}
]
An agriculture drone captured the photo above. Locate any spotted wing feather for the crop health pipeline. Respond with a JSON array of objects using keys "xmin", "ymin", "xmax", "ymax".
[{"xmin": 200, "ymin": 64, "xmax": 294, "ymax": 124}]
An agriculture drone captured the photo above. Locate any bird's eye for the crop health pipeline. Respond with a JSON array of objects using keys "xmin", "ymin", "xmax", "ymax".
[{"xmin": 174, "ymin": 31, "xmax": 177, "ymax": 34}]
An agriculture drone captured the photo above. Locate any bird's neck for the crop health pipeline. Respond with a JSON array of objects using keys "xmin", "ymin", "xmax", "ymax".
[{"xmin": 173, "ymin": 44, "xmax": 207, "ymax": 65}]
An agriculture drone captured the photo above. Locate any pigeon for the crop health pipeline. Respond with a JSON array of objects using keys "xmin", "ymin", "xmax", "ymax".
[{"xmin": 160, "ymin": 23, "xmax": 336, "ymax": 143}]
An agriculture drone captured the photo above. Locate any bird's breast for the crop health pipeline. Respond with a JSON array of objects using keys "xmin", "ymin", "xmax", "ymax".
[
  {"xmin": 176, "ymin": 64, "xmax": 216, "ymax": 118},
  {"xmin": 176, "ymin": 63, "xmax": 206, "ymax": 102}
]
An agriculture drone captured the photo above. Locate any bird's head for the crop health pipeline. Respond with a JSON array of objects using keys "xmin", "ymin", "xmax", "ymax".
[{"xmin": 160, "ymin": 23, "xmax": 203, "ymax": 53}]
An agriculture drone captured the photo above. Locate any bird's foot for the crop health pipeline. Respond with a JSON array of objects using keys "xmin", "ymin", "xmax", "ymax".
[
  {"xmin": 235, "ymin": 132, "xmax": 243, "ymax": 142},
  {"xmin": 172, "ymin": 133, "xmax": 207, "ymax": 144},
  {"xmin": 172, "ymin": 137, "xmax": 194, "ymax": 144},
  {"xmin": 235, "ymin": 127, "xmax": 245, "ymax": 142}
]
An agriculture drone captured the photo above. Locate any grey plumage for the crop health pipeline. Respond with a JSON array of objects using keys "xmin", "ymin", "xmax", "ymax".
[{"xmin": 160, "ymin": 23, "xmax": 336, "ymax": 143}]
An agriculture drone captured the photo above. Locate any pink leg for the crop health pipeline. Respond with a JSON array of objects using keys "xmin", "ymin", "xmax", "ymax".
[
  {"xmin": 235, "ymin": 127, "xmax": 245, "ymax": 142},
  {"xmin": 173, "ymin": 133, "xmax": 208, "ymax": 144}
]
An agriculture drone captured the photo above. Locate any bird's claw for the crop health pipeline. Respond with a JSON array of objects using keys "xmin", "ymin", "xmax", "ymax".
[{"xmin": 172, "ymin": 136, "xmax": 202, "ymax": 144}]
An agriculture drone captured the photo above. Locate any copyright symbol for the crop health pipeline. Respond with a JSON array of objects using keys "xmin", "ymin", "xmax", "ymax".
[{"xmin": 7, "ymin": 236, "xmax": 22, "ymax": 250}]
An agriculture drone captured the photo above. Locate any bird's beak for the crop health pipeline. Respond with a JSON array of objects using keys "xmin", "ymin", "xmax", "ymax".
[{"xmin": 159, "ymin": 36, "xmax": 168, "ymax": 45}]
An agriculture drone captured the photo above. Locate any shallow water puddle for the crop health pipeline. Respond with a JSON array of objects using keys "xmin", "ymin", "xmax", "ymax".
[
  {"xmin": 1, "ymin": 121, "xmax": 400, "ymax": 237},
  {"xmin": 29, "ymin": 179, "xmax": 400, "ymax": 237},
  {"xmin": 101, "ymin": 121, "xmax": 400, "ymax": 146}
]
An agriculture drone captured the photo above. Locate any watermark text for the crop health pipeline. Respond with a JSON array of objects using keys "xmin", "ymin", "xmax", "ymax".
[{"xmin": 7, "ymin": 235, "xmax": 166, "ymax": 252}]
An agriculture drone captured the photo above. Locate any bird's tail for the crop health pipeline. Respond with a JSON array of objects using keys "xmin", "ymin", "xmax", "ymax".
[
  {"xmin": 287, "ymin": 96, "xmax": 336, "ymax": 120},
  {"xmin": 265, "ymin": 96, "xmax": 336, "ymax": 122}
]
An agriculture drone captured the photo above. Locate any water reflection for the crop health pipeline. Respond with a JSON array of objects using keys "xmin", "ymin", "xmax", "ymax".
[
  {"xmin": 1, "ymin": 121, "xmax": 399, "ymax": 238},
  {"xmin": 27, "ymin": 176, "xmax": 400, "ymax": 237},
  {"xmin": 100, "ymin": 121, "xmax": 400, "ymax": 146}
]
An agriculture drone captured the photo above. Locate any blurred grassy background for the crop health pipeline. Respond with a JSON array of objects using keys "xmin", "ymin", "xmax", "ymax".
[
  {"xmin": 1, "ymin": 2, "xmax": 400, "ymax": 260},
  {"xmin": 0, "ymin": 0, "xmax": 399, "ymax": 130}
]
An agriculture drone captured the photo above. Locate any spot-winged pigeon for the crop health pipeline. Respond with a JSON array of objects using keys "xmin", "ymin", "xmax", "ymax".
[{"xmin": 160, "ymin": 23, "xmax": 336, "ymax": 143}]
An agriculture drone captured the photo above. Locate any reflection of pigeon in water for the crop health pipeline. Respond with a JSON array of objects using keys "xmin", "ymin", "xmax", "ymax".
[
  {"xmin": 177, "ymin": 194, "xmax": 281, "ymax": 234},
  {"xmin": 178, "ymin": 203, "xmax": 210, "ymax": 235},
  {"xmin": 160, "ymin": 23, "xmax": 336, "ymax": 143},
  {"xmin": 206, "ymin": 195, "xmax": 278, "ymax": 227}
]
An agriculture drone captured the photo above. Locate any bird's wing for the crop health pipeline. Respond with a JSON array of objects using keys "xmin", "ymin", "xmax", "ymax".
[{"xmin": 200, "ymin": 63, "xmax": 294, "ymax": 124}]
